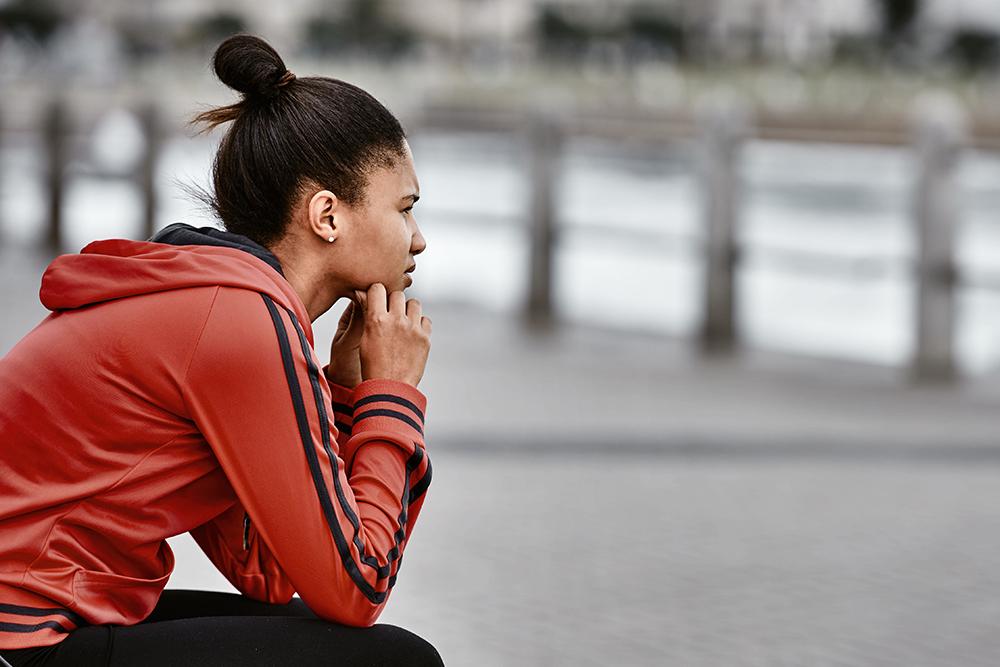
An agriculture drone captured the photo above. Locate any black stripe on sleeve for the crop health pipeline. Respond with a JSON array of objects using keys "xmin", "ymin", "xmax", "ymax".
[
  {"xmin": 281, "ymin": 304, "xmax": 396, "ymax": 580},
  {"xmin": 334, "ymin": 421, "xmax": 353, "ymax": 437},
  {"xmin": 354, "ymin": 394, "xmax": 425, "ymax": 424},
  {"xmin": 0, "ymin": 603, "xmax": 85, "ymax": 627},
  {"xmin": 275, "ymin": 299, "xmax": 424, "ymax": 594},
  {"xmin": 354, "ymin": 409, "xmax": 424, "ymax": 435},
  {"xmin": 261, "ymin": 295, "xmax": 387, "ymax": 604},
  {"xmin": 383, "ymin": 447, "xmax": 423, "ymax": 569},
  {"xmin": 409, "ymin": 454, "xmax": 432, "ymax": 505},
  {"xmin": 332, "ymin": 402, "xmax": 354, "ymax": 417}
]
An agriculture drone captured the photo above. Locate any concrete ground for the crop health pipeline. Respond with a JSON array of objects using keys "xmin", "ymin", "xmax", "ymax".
[
  {"xmin": 4, "ymin": 246, "xmax": 1000, "ymax": 666},
  {"xmin": 163, "ymin": 451, "xmax": 1000, "ymax": 666}
]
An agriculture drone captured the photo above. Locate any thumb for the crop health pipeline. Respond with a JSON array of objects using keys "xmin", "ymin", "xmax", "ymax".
[
  {"xmin": 346, "ymin": 300, "xmax": 364, "ymax": 332},
  {"xmin": 336, "ymin": 300, "xmax": 354, "ymax": 326},
  {"xmin": 353, "ymin": 289, "xmax": 368, "ymax": 312}
]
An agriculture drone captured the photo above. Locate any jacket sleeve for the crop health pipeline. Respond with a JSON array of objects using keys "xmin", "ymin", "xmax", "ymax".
[
  {"xmin": 181, "ymin": 287, "xmax": 432, "ymax": 627},
  {"xmin": 322, "ymin": 370, "xmax": 432, "ymax": 520},
  {"xmin": 323, "ymin": 371, "xmax": 358, "ymax": 453}
]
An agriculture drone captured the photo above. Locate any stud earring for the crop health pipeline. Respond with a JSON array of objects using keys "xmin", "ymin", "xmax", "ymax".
[{"xmin": 327, "ymin": 236, "xmax": 334, "ymax": 243}]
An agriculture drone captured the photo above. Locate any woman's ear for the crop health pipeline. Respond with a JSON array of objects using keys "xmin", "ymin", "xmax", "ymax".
[{"xmin": 307, "ymin": 189, "xmax": 341, "ymax": 242}]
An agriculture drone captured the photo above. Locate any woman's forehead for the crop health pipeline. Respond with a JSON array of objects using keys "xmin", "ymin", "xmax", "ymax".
[{"xmin": 370, "ymin": 153, "xmax": 418, "ymax": 200}]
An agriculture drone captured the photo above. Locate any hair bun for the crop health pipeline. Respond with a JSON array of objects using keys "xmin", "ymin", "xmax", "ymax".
[{"xmin": 212, "ymin": 34, "xmax": 290, "ymax": 100}]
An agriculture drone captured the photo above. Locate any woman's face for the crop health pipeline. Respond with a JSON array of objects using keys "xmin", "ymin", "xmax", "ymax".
[{"xmin": 340, "ymin": 141, "xmax": 425, "ymax": 294}]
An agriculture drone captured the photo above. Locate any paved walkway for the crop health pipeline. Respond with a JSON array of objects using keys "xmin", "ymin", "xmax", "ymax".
[
  {"xmin": 163, "ymin": 454, "xmax": 1000, "ymax": 666},
  {"xmin": 4, "ymin": 246, "xmax": 1000, "ymax": 665},
  {"xmin": 406, "ymin": 304, "xmax": 999, "ymax": 455}
]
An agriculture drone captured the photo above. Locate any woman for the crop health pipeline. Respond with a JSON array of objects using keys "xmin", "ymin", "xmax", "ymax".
[{"xmin": 0, "ymin": 35, "xmax": 442, "ymax": 666}]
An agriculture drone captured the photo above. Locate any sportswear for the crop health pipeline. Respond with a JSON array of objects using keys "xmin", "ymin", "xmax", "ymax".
[{"xmin": 0, "ymin": 223, "xmax": 432, "ymax": 649}]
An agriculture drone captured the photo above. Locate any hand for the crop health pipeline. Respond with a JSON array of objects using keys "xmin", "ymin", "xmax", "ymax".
[
  {"xmin": 355, "ymin": 283, "xmax": 432, "ymax": 386},
  {"xmin": 326, "ymin": 297, "xmax": 365, "ymax": 388}
]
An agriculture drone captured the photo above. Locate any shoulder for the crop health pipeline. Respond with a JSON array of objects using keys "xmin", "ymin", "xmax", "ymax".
[{"xmin": 185, "ymin": 286, "xmax": 308, "ymax": 380}]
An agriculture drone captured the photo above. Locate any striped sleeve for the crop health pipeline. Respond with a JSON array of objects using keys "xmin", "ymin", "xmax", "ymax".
[
  {"xmin": 322, "ymin": 372, "xmax": 432, "ymax": 505},
  {"xmin": 181, "ymin": 287, "xmax": 432, "ymax": 627},
  {"xmin": 341, "ymin": 380, "xmax": 432, "ymax": 506},
  {"xmin": 322, "ymin": 371, "xmax": 356, "ymax": 441}
]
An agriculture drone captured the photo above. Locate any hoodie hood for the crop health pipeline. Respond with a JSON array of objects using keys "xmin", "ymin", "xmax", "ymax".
[
  {"xmin": 39, "ymin": 223, "xmax": 311, "ymax": 335},
  {"xmin": 150, "ymin": 222, "xmax": 285, "ymax": 277}
]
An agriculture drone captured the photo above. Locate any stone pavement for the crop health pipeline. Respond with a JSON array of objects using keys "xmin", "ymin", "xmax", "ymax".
[
  {"xmin": 4, "ymin": 246, "xmax": 1000, "ymax": 665},
  {"xmin": 166, "ymin": 453, "xmax": 1000, "ymax": 666}
]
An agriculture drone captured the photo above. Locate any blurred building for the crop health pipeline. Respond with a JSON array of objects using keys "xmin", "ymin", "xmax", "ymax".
[
  {"xmin": 74, "ymin": 0, "xmax": 323, "ymax": 52},
  {"xmin": 924, "ymin": 0, "xmax": 1000, "ymax": 30},
  {"xmin": 678, "ymin": 0, "xmax": 873, "ymax": 63},
  {"xmin": 2, "ymin": 0, "xmax": 1000, "ymax": 74}
]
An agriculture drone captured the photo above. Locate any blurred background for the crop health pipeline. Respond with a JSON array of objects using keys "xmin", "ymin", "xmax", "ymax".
[{"xmin": 1, "ymin": 1, "xmax": 1000, "ymax": 665}]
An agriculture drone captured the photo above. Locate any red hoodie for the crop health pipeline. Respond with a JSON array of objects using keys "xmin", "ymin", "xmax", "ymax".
[{"xmin": 0, "ymin": 225, "xmax": 432, "ymax": 649}]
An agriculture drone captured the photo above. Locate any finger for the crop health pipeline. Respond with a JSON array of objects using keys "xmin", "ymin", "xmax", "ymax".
[
  {"xmin": 388, "ymin": 290, "xmax": 406, "ymax": 317},
  {"xmin": 367, "ymin": 283, "xmax": 387, "ymax": 317},
  {"xmin": 420, "ymin": 316, "xmax": 432, "ymax": 335},
  {"xmin": 405, "ymin": 298, "xmax": 422, "ymax": 325},
  {"xmin": 347, "ymin": 301, "xmax": 365, "ymax": 331},
  {"xmin": 342, "ymin": 302, "xmax": 363, "ymax": 333},
  {"xmin": 338, "ymin": 301, "xmax": 354, "ymax": 325},
  {"xmin": 353, "ymin": 289, "xmax": 367, "ymax": 311},
  {"xmin": 337, "ymin": 301, "xmax": 354, "ymax": 331}
]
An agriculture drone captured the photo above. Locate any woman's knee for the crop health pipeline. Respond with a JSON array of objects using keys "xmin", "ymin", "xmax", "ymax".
[{"xmin": 367, "ymin": 624, "xmax": 445, "ymax": 666}]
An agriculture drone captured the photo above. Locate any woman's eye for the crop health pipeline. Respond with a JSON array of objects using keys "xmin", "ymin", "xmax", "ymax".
[{"xmin": 402, "ymin": 207, "xmax": 413, "ymax": 216}]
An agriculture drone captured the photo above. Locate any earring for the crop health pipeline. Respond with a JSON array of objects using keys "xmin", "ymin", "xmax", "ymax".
[{"xmin": 327, "ymin": 236, "xmax": 334, "ymax": 243}]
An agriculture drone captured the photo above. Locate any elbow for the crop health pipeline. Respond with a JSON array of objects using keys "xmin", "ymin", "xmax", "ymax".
[
  {"xmin": 302, "ymin": 587, "xmax": 388, "ymax": 628},
  {"xmin": 316, "ymin": 604, "xmax": 384, "ymax": 629},
  {"xmin": 341, "ymin": 607, "xmax": 383, "ymax": 628}
]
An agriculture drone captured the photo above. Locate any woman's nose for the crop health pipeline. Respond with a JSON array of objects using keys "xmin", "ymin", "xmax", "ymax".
[{"xmin": 411, "ymin": 225, "xmax": 427, "ymax": 256}]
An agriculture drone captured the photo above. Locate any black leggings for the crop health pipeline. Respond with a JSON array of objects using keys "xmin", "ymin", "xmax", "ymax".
[{"xmin": 0, "ymin": 590, "xmax": 444, "ymax": 666}]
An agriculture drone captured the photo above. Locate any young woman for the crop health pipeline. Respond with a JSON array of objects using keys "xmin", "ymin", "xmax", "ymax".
[{"xmin": 0, "ymin": 35, "xmax": 442, "ymax": 666}]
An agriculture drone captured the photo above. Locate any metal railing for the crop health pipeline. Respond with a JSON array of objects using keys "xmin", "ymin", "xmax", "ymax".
[
  {"xmin": 3, "ymin": 93, "xmax": 997, "ymax": 382},
  {"xmin": 406, "ymin": 95, "xmax": 997, "ymax": 382}
]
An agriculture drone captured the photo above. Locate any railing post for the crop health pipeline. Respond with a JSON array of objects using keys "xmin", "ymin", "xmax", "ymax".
[
  {"xmin": 698, "ymin": 93, "xmax": 749, "ymax": 354},
  {"xmin": 525, "ymin": 113, "xmax": 561, "ymax": 330},
  {"xmin": 910, "ymin": 94, "xmax": 966, "ymax": 382},
  {"xmin": 0, "ymin": 99, "xmax": 4, "ymax": 246},
  {"xmin": 137, "ymin": 103, "xmax": 160, "ymax": 241},
  {"xmin": 43, "ymin": 99, "xmax": 68, "ymax": 255}
]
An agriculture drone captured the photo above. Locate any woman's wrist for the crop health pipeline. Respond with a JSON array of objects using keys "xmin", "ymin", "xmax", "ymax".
[{"xmin": 324, "ymin": 364, "xmax": 361, "ymax": 389}]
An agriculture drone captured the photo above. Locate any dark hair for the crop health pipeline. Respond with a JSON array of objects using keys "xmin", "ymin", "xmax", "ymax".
[{"xmin": 190, "ymin": 34, "xmax": 407, "ymax": 247}]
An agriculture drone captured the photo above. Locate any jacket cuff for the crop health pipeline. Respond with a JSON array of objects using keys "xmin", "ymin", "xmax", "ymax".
[
  {"xmin": 351, "ymin": 378, "xmax": 426, "ymax": 436},
  {"xmin": 341, "ymin": 379, "xmax": 427, "ymax": 466}
]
